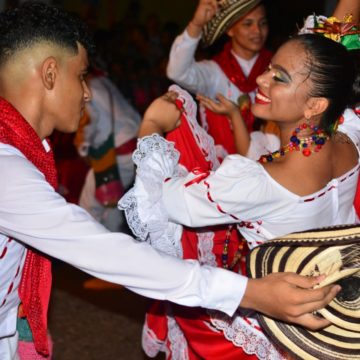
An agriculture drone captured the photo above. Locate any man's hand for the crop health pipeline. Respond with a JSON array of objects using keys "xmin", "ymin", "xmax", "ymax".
[
  {"xmin": 138, "ymin": 91, "xmax": 182, "ymax": 137},
  {"xmin": 241, "ymin": 273, "xmax": 341, "ymax": 331},
  {"xmin": 188, "ymin": 0, "xmax": 218, "ymax": 38}
]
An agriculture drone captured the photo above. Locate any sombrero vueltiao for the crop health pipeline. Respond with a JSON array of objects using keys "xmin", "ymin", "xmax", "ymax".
[
  {"xmin": 202, "ymin": 0, "xmax": 262, "ymax": 47},
  {"xmin": 247, "ymin": 224, "xmax": 360, "ymax": 360}
]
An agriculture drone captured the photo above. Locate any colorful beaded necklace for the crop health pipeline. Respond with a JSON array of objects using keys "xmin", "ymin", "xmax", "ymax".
[
  {"xmin": 221, "ymin": 123, "xmax": 329, "ymax": 269},
  {"xmin": 259, "ymin": 123, "xmax": 329, "ymax": 164}
]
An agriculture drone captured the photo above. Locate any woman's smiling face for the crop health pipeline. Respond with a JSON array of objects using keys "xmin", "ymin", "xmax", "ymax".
[{"xmin": 252, "ymin": 40, "xmax": 314, "ymax": 125}]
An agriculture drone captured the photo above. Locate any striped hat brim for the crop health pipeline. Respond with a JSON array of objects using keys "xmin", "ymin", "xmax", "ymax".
[
  {"xmin": 202, "ymin": 0, "xmax": 262, "ymax": 47},
  {"xmin": 247, "ymin": 224, "xmax": 360, "ymax": 360}
]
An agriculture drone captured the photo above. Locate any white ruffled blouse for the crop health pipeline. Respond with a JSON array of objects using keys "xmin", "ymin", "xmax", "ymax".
[
  {"xmin": 120, "ymin": 108, "xmax": 360, "ymax": 251},
  {"xmin": 119, "ymin": 108, "xmax": 360, "ymax": 360}
]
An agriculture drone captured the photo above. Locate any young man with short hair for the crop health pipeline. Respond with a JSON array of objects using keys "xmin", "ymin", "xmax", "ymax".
[{"xmin": 0, "ymin": 3, "xmax": 248, "ymax": 357}]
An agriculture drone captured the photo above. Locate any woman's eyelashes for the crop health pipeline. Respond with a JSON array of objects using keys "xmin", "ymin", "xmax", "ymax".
[
  {"xmin": 267, "ymin": 64, "xmax": 291, "ymax": 83},
  {"xmin": 272, "ymin": 71, "xmax": 289, "ymax": 83}
]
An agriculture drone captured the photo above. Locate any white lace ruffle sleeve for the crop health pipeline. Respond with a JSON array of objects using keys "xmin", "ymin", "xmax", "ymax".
[{"xmin": 118, "ymin": 134, "xmax": 184, "ymax": 257}]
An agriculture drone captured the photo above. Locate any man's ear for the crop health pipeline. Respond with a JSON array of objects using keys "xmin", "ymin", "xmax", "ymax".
[
  {"xmin": 41, "ymin": 57, "xmax": 58, "ymax": 90},
  {"xmin": 304, "ymin": 97, "xmax": 329, "ymax": 119}
]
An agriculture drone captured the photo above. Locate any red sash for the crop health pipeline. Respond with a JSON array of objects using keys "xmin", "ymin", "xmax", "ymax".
[
  {"xmin": 0, "ymin": 98, "xmax": 55, "ymax": 356},
  {"xmin": 205, "ymin": 43, "xmax": 272, "ymax": 156},
  {"xmin": 115, "ymin": 137, "xmax": 137, "ymax": 155},
  {"xmin": 213, "ymin": 43, "xmax": 272, "ymax": 94}
]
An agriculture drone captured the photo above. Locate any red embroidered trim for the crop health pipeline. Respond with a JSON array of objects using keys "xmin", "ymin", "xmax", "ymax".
[
  {"xmin": 243, "ymin": 316, "xmax": 263, "ymax": 332},
  {"xmin": 303, "ymin": 165, "xmax": 360, "ymax": 202},
  {"xmin": 203, "ymin": 180, "xmax": 241, "ymax": 221},
  {"xmin": 0, "ymin": 239, "xmax": 21, "ymax": 309},
  {"xmin": 190, "ymin": 179, "xmax": 264, "ymax": 238},
  {"xmin": 115, "ymin": 137, "xmax": 137, "ymax": 155},
  {"xmin": 185, "ymin": 168, "xmax": 211, "ymax": 187}
]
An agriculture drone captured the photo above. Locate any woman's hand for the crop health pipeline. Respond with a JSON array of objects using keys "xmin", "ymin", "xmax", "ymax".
[
  {"xmin": 241, "ymin": 272, "xmax": 341, "ymax": 331},
  {"xmin": 197, "ymin": 93, "xmax": 239, "ymax": 118},
  {"xmin": 198, "ymin": 93, "xmax": 251, "ymax": 155},
  {"xmin": 138, "ymin": 91, "xmax": 182, "ymax": 137}
]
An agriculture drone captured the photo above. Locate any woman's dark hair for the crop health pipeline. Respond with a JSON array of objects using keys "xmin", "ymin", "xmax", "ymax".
[
  {"xmin": 0, "ymin": 2, "xmax": 95, "ymax": 66},
  {"xmin": 291, "ymin": 34, "xmax": 358, "ymax": 135}
]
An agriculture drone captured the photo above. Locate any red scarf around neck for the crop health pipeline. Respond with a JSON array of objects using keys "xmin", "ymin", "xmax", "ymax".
[
  {"xmin": 203, "ymin": 42, "xmax": 272, "ymax": 157},
  {"xmin": 0, "ymin": 97, "xmax": 56, "ymax": 356},
  {"xmin": 213, "ymin": 41, "xmax": 272, "ymax": 94}
]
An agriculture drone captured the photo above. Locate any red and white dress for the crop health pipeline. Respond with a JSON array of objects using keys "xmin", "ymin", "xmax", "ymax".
[{"xmin": 119, "ymin": 86, "xmax": 360, "ymax": 359}]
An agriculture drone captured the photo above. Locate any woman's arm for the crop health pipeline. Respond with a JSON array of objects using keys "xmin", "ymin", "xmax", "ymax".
[
  {"xmin": 138, "ymin": 91, "xmax": 182, "ymax": 137},
  {"xmin": 197, "ymin": 93, "xmax": 251, "ymax": 156}
]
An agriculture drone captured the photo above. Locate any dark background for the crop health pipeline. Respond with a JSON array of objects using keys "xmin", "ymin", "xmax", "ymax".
[
  {"xmin": 7, "ymin": 0, "xmax": 337, "ymax": 50},
  {"xmin": 5, "ymin": 0, "xmax": 337, "ymax": 114}
]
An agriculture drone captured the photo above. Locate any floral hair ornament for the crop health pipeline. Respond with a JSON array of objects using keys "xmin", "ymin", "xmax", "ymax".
[{"xmin": 299, "ymin": 14, "xmax": 360, "ymax": 51}]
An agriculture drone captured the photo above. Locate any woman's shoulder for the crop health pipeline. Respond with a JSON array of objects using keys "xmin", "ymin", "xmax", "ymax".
[{"xmin": 338, "ymin": 108, "xmax": 360, "ymax": 149}]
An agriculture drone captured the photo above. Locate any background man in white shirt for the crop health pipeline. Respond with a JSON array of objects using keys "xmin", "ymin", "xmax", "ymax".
[{"xmin": 167, "ymin": 0, "xmax": 272, "ymax": 159}]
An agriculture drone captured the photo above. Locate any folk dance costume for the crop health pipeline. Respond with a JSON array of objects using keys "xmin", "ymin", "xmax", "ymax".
[
  {"xmin": 167, "ymin": 29, "xmax": 272, "ymax": 160},
  {"xmin": 119, "ymin": 87, "xmax": 360, "ymax": 359},
  {"xmin": 129, "ymin": 85, "xmax": 281, "ymax": 360},
  {"xmin": 0, "ymin": 97, "xmax": 246, "ymax": 358}
]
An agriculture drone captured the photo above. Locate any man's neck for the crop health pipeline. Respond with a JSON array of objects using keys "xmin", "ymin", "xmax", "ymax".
[{"xmin": 231, "ymin": 45, "xmax": 259, "ymax": 61}]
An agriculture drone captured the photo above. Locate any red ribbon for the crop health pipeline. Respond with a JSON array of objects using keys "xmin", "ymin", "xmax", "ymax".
[
  {"xmin": 185, "ymin": 167, "xmax": 210, "ymax": 187},
  {"xmin": 308, "ymin": 20, "xmax": 360, "ymax": 37}
]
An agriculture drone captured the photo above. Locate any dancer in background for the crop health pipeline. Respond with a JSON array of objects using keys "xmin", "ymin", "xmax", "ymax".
[
  {"xmin": 167, "ymin": 0, "xmax": 273, "ymax": 161},
  {"xmin": 77, "ymin": 64, "xmax": 141, "ymax": 232}
]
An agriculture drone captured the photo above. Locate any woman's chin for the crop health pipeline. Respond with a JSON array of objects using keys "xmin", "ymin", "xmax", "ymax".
[{"xmin": 251, "ymin": 105, "xmax": 270, "ymax": 120}]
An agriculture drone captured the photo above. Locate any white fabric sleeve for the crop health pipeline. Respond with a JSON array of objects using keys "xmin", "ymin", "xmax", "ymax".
[
  {"xmin": 119, "ymin": 135, "xmax": 185, "ymax": 258},
  {"xmin": 162, "ymin": 154, "xmax": 295, "ymax": 228},
  {"xmin": 121, "ymin": 134, "xmax": 294, "ymax": 231},
  {"xmin": 0, "ymin": 145, "xmax": 247, "ymax": 316},
  {"xmin": 166, "ymin": 29, "xmax": 221, "ymax": 97},
  {"xmin": 246, "ymin": 131, "xmax": 281, "ymax": 161},
  {"xmin": 338, "ymin": 108, "xmax": 360, "ymax": 149}
]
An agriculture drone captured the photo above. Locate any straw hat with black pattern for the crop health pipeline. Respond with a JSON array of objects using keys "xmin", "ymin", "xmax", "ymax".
[
  {"xmin": 247, "ymin": 224, "xmax": 360, "ymax": 360},
  {"xmin": 202, "ymin": 0, "xmax": 262, "ymax": 46}
]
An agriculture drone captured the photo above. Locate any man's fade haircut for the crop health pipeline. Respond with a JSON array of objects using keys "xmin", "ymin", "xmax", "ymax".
[{"xmin": 0, "ymin": 1, "xmax": 95, "ymax": 66}]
